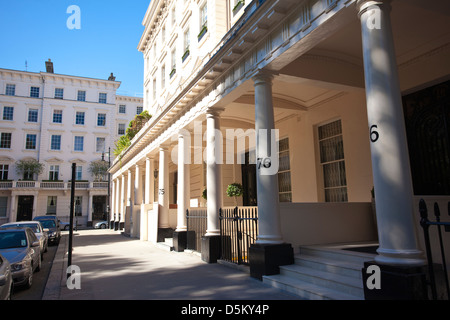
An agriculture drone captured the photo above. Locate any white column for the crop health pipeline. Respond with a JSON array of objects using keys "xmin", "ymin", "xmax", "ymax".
[
  {"xmin": 145, "ymin": 157, "xmax": 154, "ymax": 204},
  {"xmin": 115, "ymin": 178, "xmax": 120, "ymax": 224},
  {"xmin": 253, "ymin": 72, "xmax": 283, "ymax": 245},
  {"xmin": 158, "ymin": 146, "xmax": 170, "ymax": 228},
  {"xmin": 127, "ymin": 169, "xmax": 133, "ymax": 207},
  {"xmin": 111, "ymin": 180, "xmax": 116, "ymax": 225},
  {"xmin": 135, "ymin": 164, "xmax": 142, "ymax": 205},
  {"xmin": 357, "ymin": 0, "xmax": 424, "ymax": 266},
  {"xmin": 9, "ymin": 194, "xmax": 16, "ymax": 222},
  {"xmin": 176, "ymin": 131, "xmax": 190, "ymax": 232},
  {"xmin": 121, "ymin": 174, "xmax": 125, "ymax": 224},
  {"xmin": 205, "ymin": 108, "xmax": 224, "ymax": 236},
  {"xmin": 88, "ymin": 193, "xmax": 93, "ymax": 223}
]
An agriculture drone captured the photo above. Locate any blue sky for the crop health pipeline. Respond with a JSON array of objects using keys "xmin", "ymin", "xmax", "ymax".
[{"xmin": 0, "ymin": 0, "xmax": 150, "ymax": 97}]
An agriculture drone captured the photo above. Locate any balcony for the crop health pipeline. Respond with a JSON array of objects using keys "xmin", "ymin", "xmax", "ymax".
[{"xmin": 0, "ymin": 180, "xmax": 109, "ymax": 191}]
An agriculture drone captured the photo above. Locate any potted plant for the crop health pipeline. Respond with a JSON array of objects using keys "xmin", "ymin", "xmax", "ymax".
[
  {"xmin": 226, "ymin": 183, "xmax": 243, "ymax": 206},
  {"xmin": 15, "ymin": 159, "xmax": 44, "ymax": 180},
  {"xmin": 88, "ymin": 160, "xmax": 110, "ymax": 181}
]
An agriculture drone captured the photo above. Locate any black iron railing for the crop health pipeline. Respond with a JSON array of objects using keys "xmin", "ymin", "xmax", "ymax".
[
  {"xmin": 186, "ymin": 208, "xmax": 207, "ymax": 252},
  {"xmin": 219, "ymin": 206, "xmax": 258, "ymax": 265},
  {"xmin": 419, "ymin": 199, "xmax": 450, "ymax": 300}
]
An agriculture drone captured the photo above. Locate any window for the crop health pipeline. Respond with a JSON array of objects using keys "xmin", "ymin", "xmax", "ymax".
[
  {"xmin": 74, "ymin": 136, "xmax": 84, "ymax": 152},
  {"xmin": 162, "ymin": 25, "xmax": 166, "ymax": 44},
  {"xmin": 171, "ymin": 48, "xmax": 177, "ymax": 78},
  {"xmin": 28, "ymin": 109, "xmax": 38, "ymax": 122},
  {"xmin": 49, "ymin": 165, "xmax": 60, "ymax": 180},
  {"xmin": 50, "ymin": 135, "xmax": 61, "ymax": 150},
  {"xmin": 77, "ymin": 90, "xmax": 86, "ymax": 102},
  {"xmin": 172, "ymin": 7, "xmax": 176, "ymax": 26},
  {"xmin": 0, "ymin": 197, "xmax": 7, "ymax": 217},
  {"xmin": 3, "ymin": 107, "xmax": 14, "ymax": 121},
  {"xmin": 75, "ymin": 111, "xmax": 85, "ymax": 125},
  {"xmin": 119, "ymin": 105, "xmax": 126, "ymax": 114},
  {"xmin": 183, "ymin": 28, "xmax": 190, "ymax": 62},
  {"xmin": 318, "ymin": 120, "xmax": 348, "ymax": 202},
  {"xmin": 30, "ymin": 87, "xmax": 40, "ymax": 98},
  {"xmin": 53, "ymin": 110, "xmax": 63, "ymax": 123},
  {"xmin": 96, "ymin": 137, "xmax": 106, "ymax": 153},
  {"xmin": 161, "ymin": 65, "xmax": 166, "ymax": 89},
  {"xmin": 199, "ymin": 3, "xmax": 208, "ymax": 41},
  {"xmin": 76, "ymin": 166, "xmax": 83, "ymax": 180},
  {"xmin": 5, "ymin": 84, "xmax": 15, "ymax": 96},
  {"xmin": 47, "ymin": 196, "xmax": 57, "ymax": 214},
  {"xmin": 233, "ymin": 0, "xmax": 245, "ymax": 15},
  {"xmin": 0, "ymin": 165, "xmax": 9, "ymax": 180},
  {"xmin": 0, "ymin": 133, "xmax": 11, "ymax": 149},
  {"xmin": 152, "ymin": 79, "xmax": 157, "ymax": 101},
  {"xmin": 99, "ymin": 93, "xmax": 107, "ymax": 104},
  {"xmin": 278, "ymin": 138, "xmax": 292, "ymax": 202},
  {"xmin": 55, "ymin": 88, "xmax": 64, "ymax": 99},
  {"xmin": 26, "ymin": 134, "xmax": 37, "ymax": 150},
  {"xmin": 118, "ymin": 123, "xmax": 126, "ymax": 135},
  {"xmin": 97, "ymin": 113, "xmax": 106, "ymax": 126},
  {"xmin": 75, "ymin": 196, "xmax": 82, "ymax": 216},
  {"xmin": 136, "ymin": 106, "xmax": 143, "ymax": 115}
]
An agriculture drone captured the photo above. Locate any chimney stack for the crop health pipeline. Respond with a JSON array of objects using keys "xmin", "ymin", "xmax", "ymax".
[{"xmin": 45, "ymin": 59, "xmax": 54, "ymax": 73}]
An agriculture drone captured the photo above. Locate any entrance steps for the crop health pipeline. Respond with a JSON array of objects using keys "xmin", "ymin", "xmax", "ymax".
[
  {"xmin": 263, "ymin": 243, "xmax": 377, "ymax": 300},
  {"xmin": 155, "ymin": 238, "xmax": 174, "ymax": 251}
]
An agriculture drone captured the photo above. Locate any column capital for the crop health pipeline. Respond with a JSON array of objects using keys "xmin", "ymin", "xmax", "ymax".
[
  {"xmin": 252, "ymin": 70, "xmax": 277, "ymax": 86},
  {"xmin": 206, "ymin": 107, "xmax": 225, "ymax": 118}
]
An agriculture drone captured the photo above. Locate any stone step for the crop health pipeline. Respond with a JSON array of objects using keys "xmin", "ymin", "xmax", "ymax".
[
  {"xmin": 262, "ymin": 244, "xmax": 377, "ymax": 300},
  {"xmin": 263, "ymin": 274, "xmax": 363, "ymax": 300},
  {"xmin": 279, "ymin": 264, "xmax": 364, "ymax": 298}
]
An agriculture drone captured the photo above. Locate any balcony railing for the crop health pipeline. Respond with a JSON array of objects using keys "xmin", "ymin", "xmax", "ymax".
[{"xmin": 0, "ymin": 180, "xmax": 110, "ymax": 190}]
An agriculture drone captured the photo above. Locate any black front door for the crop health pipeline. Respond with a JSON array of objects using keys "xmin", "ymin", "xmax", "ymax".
[
  {"xmin": 241, "ymin": 151, "xmax": 257, "ymax": 206},
  {"xmin": 17, "ymin": 196, "xmax": 34, "ymax": 221},
  {"xmin": 93, "ymin": 196, "xmax": 107, "ymax": 221}
]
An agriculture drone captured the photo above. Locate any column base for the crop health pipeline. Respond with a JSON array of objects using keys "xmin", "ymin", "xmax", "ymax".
[
  {"xmin": 119, "ymin": 222, "xmax": 124, "ymax": 230},
  {"xmin": 201, "ymin": 235, "xmax": 221, "ymax": 263},
  {"xmin": 249, "ymin": 243, "xmax": 294, "ymax": 280},
  {"xmin": 157, "ymin": 228, "xmax": 174, "ymax": 243},
  {"xmin": 114, "ymin": 221, "xmax": 118, "ymax": 231},
  {"xmin": 362, "ymin": 261, "xmax": 428, "ymax": 300},
  {"xmin": 173, "ymin": 231, "xmax": 195, "ymax": 252}
]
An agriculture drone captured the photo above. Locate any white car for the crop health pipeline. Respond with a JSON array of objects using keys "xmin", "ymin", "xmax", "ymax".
[{"xmin": 0, "ymin": 222, "xmax": 48, "ymax": 258}]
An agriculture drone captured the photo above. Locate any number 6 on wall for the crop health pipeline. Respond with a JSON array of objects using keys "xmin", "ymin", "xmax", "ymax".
[{"xmin": 370, "ymin": 125, "xmax": 379, "ymax": 143}]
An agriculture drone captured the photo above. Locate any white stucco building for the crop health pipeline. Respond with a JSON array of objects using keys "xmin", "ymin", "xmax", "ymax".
[
  {"xmin": 0, "ymin": 60, "xmax": 142, "ymax": 227},
  {"xmin": 110, "ymin": 0, "xmax": 449, "ymax": 299}
]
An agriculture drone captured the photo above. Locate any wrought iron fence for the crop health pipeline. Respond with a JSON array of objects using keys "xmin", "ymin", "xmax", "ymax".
[
  {"xmin": 219, "ymin": 206, "xmax": 258, "ymax": 265},
  {"xmin": 186, "ymin": 208, "xmax": 207, "ymax": 252},
  {"xmin": 419, "ymin": 199, "xmax": 450, "ymax": 300}
]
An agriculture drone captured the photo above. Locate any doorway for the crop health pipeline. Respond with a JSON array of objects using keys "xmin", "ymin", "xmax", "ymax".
[
  {"xmin": 17, "ymin": 196, "xmax": 34, "ymax": 221},
  {"xmin": 93, "ymin": 196, "xmax": 107, "ymax": 221},
  {"xmin": 241, "ymin": 151, "xmax": 257, "ymax": 206}
]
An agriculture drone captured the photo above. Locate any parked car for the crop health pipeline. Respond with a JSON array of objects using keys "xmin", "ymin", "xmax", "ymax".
[
  {"xmin": 0, "ymin": 228, "xmax": 41, "ymax": 289},
  {"xmin": 0, "ymin": 221, "xmax": 48, "ymax": 258},
  {"xmin": 33, "ymin": 216, "xmax": 61, "ymax": 245},
  {"xmin": 94, "ymin": 221, "xmax": 108, "ymax": 229},
  {"xmin": 60, "ymin": 221, "xmax": 70, "ymax": 231},
  {"xmin": 0, "ymin": 253, "xmax": 13, "ymax": 300}
]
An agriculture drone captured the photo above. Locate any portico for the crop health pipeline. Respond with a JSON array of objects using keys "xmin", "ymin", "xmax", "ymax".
[{"xmin": 109, "ymin": 0, "xmax": 450, "ymax": 299}]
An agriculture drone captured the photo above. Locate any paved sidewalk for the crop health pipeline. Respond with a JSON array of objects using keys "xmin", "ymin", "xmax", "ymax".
[{"xmin": 42, "ymin": 229, "xmax": 301, "ymax": 300}]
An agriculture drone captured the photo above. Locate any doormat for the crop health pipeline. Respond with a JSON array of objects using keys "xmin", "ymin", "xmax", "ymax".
[{"xmin": 342, "ymin": 246, "xmax": 378, "ymax": 254}]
